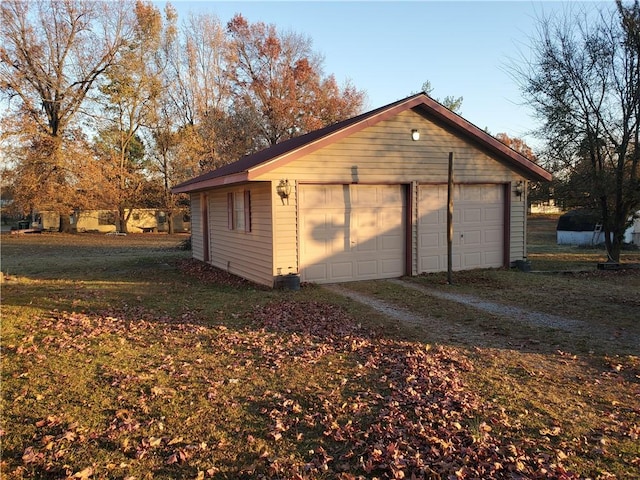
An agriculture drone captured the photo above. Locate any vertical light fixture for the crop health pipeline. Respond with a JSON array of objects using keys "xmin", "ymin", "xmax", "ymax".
[
  {"xmin": 276, "ymin": 179, "xmax": 291, "ymax": 204},
  {"xmin": 411, "ymin": 129, "xmax": 420, "ymax": 141}
]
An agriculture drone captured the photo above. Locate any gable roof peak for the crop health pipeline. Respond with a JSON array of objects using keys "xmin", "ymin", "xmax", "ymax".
[{"xmin": 172, "ymin": 92, "xmax": 551, "ymax": 193}]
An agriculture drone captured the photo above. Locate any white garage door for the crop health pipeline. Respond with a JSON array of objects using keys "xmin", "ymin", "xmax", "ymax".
[
  {"xmin": 299, "ymin": 184, "xmax": 406, "ymax": 283},
  {"xmin": 418, "ymin": 184, "xmax": 504, "ymax": 272}
]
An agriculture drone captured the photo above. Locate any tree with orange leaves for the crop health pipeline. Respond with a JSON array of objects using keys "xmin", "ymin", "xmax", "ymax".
[
  {"xmin": 495, "ymin": 133, "xmax": 537, "ymax": 162},
  {"xmin": 0, "ymin": 0, "xmax": 134, "ymax": 228},
  {"xmin": 226, "ymin": 14, "xmax": 365, "ymax": 149}
]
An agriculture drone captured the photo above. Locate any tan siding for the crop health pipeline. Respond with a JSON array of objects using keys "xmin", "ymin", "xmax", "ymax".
[
  {"xmin": 208, "ymin": 183, "xmax": 274, "ymax": 286},
  {"xmin": 510, "ymin": 183, "xmax": 527, "ymax": 262},
  {"xmin": 185, "ymin": 109, "xmax": 535, "ymax": 284},
  {"xmin": 190, "ymin": 194, "xmax": 204, "ymax": 261},
  {"xmin": 253, "ymin": 110, "xmax": 516, "ymax": 184},
  {"xmin": 411, "ymin": 181, "xmax": 419, "ymax": 276},
  {"xmin": 249, "ymin": 109, "xmax": 531, "ymax": 277},
  {"xmin": 273, "ymin": 181, "xmax": 299, "ymax": 276}
]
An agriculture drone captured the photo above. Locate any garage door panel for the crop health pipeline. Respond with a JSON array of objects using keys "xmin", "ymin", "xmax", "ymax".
[
  {"xmin": 382, "ymin": 258, "xmax": 403, "ymax": 274},
  {"xmin": 382, "ymin": 233, "xmax": 402, "ymax": 250},
  {"xmin": 462, "ymin": 208, "xmax": 482, "ymax": 223},
  {"xmin": 463, "ymin": 230, "xmax": 482, "ymax": 245},
  {"xmin": 418, "ymin": 184, "xmax": 504, "ymax": 272},
  {"xmin": 380, "ymin": 188, "xmax": 403, "ymax": 204},
  {"xmin": 357, "ymin": 261, "xmax": 377, "ymax": 276},
  {"xmin": 299, "ymin": 217, "xmax": 326, "ymax": 260},
  {"xmin": 463, "ymin": 252, "xmax": 482, "ymax": 267},
  {"xmin": 331, "ymin": 262, "xmax": 353, "ymax": 280},
  {"xmin": 421, "ymin": 211, "xmax": 440, "ymax": 225},
  {"xmin": 305, "ymin": 264, "xmax": 328, "ymax": 283},
  {"xmin": 300, "ymin": 186, "xmax": 330, "ymax": 207},
  {"xmin": 380, "ymin": 208, "xmax": 401, "ymax": 226},
  {"xmin": 300, "ymin": 185, "xmax": 405, "ymax": 283},
  {"xmin": 353, "ymin": 187, "xmax": 377, "ymax": 205},
  {"xmin": 420, "ymin": 231, "xmax": 441, "ymax": 247},
  {"xmin": 485, "ymin": 228, "xmax": 502, "ymax": 243},
  {"xmin": 420, "ymin": 255, "xmax": 441, "ymax": 272},
  {"xmin": 329, "ymin": 212, "xmax": 346, "ymax": 229},
  {"xmin": 462, "ymin": 185, "xmax": 482, "ymax": 201},
  {"xmin": 354, "ymin": 210, "xmax": 376, "ymax": 229},
  {"xmin": 355, "ymin": 237, "xmax": 376, "ymax": 252},
  {"xmin": 484, "ymin": 250, "xmax": 503, "ymax": 264},
  {"xmin": 484, "ymin": 207, "xmax": 502, "ymax": 222}
]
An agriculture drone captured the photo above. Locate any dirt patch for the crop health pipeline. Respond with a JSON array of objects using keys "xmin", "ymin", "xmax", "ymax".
[{"xmin": 176, "ymin": 258, "xmax": 266, "ymax": 289}]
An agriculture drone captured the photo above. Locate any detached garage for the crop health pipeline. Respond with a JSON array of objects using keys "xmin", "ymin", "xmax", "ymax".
[{"xmin": 173, "ymin": 93, "xmax": 552, "ymax": 287}]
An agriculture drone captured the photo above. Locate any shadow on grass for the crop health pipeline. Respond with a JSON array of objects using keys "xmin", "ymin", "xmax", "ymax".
[{"xmin": 2, "ymin": 232, "xmax": 639, "ymax": 478}]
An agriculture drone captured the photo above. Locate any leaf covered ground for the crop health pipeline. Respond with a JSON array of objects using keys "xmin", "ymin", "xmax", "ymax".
[
  {"xmin": 2, "ymin": 231, "xmax": 639, "ymax": 479},
  {"xmin": 3, "ymin": 296, "xmax": 582, "ymax": 479}
]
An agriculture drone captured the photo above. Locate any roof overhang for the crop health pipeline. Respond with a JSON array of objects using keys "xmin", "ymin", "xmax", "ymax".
[
  {"xmin": 411, "ymin": 99, "xmax": 552, "ymax": 182},
  {"xmin": 246, "ymin": 96, "xmax": 430, "ymax": 179},
  {"xmin": 171, "ymin": 93, "xmax": 552, "ymax": 194},
  {"xmin": 172, "ymin": 172, "xmax": 249, "ymax": 194}
]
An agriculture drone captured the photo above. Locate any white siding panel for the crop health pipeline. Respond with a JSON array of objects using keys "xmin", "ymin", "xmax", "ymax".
[{"xmin": 190, "ymin": 193, "xmax": 204, "ymax": 261}]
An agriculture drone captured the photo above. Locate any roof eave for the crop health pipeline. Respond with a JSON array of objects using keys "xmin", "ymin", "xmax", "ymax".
[
  {"xmin": 171, "ymin": 172, "xmax": 250, "ymax": 194},
  {"xmin": 415, "ymin": 99, "xmax": 552, "ymax": 182},
  {"xmin": 247, "ymin": 95, "xmax": 428, "ymax": 178},
  {"xmin": 172, "ymin": 93, "xmax": 552, "ymax": 192}
]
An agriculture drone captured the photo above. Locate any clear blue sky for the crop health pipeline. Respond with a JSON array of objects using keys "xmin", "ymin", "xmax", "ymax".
[{"xmin": 165, "ymin": 1, "xmax": 601, "ymax": 151}]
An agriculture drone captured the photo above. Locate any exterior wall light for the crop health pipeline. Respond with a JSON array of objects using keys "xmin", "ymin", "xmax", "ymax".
[
  {"xmin": 411, "ymin": 129, "xmax": 420, "ymax": 141},
  {"xmin": 276, "ymin": 179, "xmax": 291, "ymax": 204},
  {"xmin": 515, "ymin": 180, "xmax": 524, "ymax": 198}
]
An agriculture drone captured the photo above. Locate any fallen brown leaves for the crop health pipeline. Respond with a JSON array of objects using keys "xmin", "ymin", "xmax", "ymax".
[
  {"xmin": 249, "ymin": 300, "xmax": 579, "ymax": 479},
  {"xmin": 175, "ymin": 258, "xmax": 265, "ymax": 289},
  {"xmin": 2, "ymin": 299, "xmax": 611, "ymax": 478}
]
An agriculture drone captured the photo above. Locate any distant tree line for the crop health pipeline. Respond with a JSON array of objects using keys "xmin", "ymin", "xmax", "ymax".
[{"xmin": 0, "ymin": 0, "xmax": 365, "ymax": 232}]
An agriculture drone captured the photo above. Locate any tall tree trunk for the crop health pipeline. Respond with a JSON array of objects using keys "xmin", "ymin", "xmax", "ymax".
[
  {"xmin": 117, "ymin": 206, "xmax": 130, "ymax": 234},
  {"xmin": 59, "ymin": 214, "xmax": 72, "ymax": 233},
  {"xmin": 167, "ymin": 210, "xmax": 174, "ymax": 234},
  {"xmin": 600, "ymin": 197, "xmax": 619, "ymax": 262}
]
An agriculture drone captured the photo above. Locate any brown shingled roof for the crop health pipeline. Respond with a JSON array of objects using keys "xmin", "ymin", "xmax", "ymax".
[{"xmin": 172, "ymin": 93, "xmax": 551, "ymax": 193}]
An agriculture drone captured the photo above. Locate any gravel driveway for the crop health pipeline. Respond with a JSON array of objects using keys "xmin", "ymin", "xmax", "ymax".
[{"xmin": 324, "ymin": 279, "xmax": 639, "ymax": 355}]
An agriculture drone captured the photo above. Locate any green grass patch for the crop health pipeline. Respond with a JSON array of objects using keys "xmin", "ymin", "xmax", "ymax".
[{"xmin": 1, "ymin": 227, "xmax": 639, "ymax": 479}]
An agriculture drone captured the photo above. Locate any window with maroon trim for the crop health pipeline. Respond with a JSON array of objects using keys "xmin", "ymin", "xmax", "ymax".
[{"xmin": 227, "ymin": 190, "xmax": 251, "ymax": 232}]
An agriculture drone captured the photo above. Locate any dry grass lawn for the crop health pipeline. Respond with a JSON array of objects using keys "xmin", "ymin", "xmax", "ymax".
[{"xmin": 1, "ymin": 221, "xmax": 638, "ymax": 479}]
